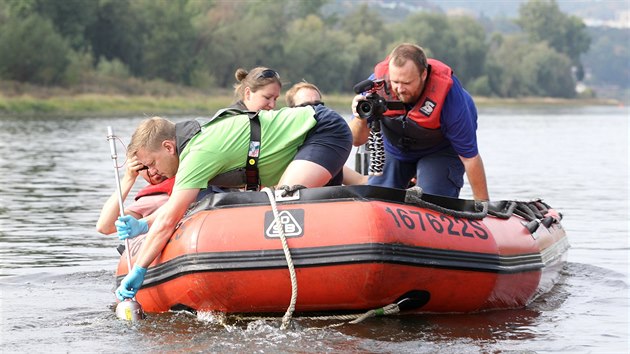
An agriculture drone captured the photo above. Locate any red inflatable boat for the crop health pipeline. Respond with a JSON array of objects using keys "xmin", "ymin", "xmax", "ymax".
[{"xmin": 116, "ymin": 185, "xmax": 568, "ymax": 315}]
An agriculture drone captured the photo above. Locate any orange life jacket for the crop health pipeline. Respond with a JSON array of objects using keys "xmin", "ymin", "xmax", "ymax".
[{"xmin": 373, "ymin": 58, "xmax": 453, "ymax": 150}]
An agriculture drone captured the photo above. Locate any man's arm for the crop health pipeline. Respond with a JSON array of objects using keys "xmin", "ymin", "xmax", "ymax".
[
  {"xmin": 96, "ymin": 164, "xmax": 140, "ymax": 235},
  {"xmin": 134, "ymin": 188, "xmax": 200, "ymax": 268},
  {"xmin": 460, "ymin": 154, "xmax": 489, "ymax": 201}
]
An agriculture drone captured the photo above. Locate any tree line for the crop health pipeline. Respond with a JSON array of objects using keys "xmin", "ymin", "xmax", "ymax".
[{"xmin": 0, "ymin": 0, "xmax": 592, "ymax": 99}]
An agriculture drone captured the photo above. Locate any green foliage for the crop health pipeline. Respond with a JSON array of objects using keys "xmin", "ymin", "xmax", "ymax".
[
  {"xmin": 582, "ymin": 27, "xmax": 629, "ymax": 88},
  {"xmin": 389, "ymin": 12, "xmax": 489, "ymax": 88},
  {"xmin": 63, "ymin": 50, "xmax": 96, "ymax": 86},
  {"xmin": 96, "ymin": 57, "xmax": 131, "ymax": 79},
  {"xmin": 1, "ymin": 0, "xmax": 98, "ymax": 51},
  {"xmin": 340, "ymin": 3, "xmax": 387, "ymax": 39},
  {"xmin": 0, "ymin": 91, "xmax": 235, "ymax": 117},
  {"xmin": 1, "ymin": 0, "xmax": 37, "ymax": 18},
  {"xmin": 393, "ymin": 12, "xmax": 459, "ymax": 63},
  {"xmin": 486, "ymin": 35, "xmax": 576, "ymax": 98},
  {"xmin": 31, "ymin": 0, "xmax": 99, "ymax": 51},
  {"xmin": 521, "ymin": 43, "xmax": 576, "ymax": 98},
  {"xmin": 130, "ymin": 0, "xmax": 198, "ymax": 85},
  {"xmin": 485, "ymin": 35, "xmax": 532, "ymax": 97},
  {"xmin": 516, "ymin": 0, "xmax": 590, "ymax": 70},
  {"xmin": 0, "ymin": 0, "xmax": 8, "ymax": 22},
  {"xmin": 85, "ymin": 0, "xmax": 143, "ymax": 74},
  {"xmin": 345, "ymin": 33, "xmax": 386, "ymax": 88},
  {"xmin": 194, "ymin": 1, "xmax": 291, "ymax": 90},
  {"xmin": 0, "ymin": 14, "xmax": 71, "ymax": 85},
  {"xmin": 467, "ymin": 76, "xmax": 493, "ymax": 97},
  {"xmin": 338, "ymin": 4, "xmax": 392, "ymax": 87},
  {"xmin": 283, "ymin": 15, "xmax": 356, "ymax": 92},
  {"xmin": 194, "ymin": 2, "xmax": 243, "ymax": 89},
  {"xmin": 447, "ymin": 15, "xmax": 488, "ymax": 86},
  {"xmin": 0, "ymin": 0, "xmax": 618, "ymax": 100},
  {"xmin": 284, "ymin": 0, "xmax": 329, "ymax": 19},
  {"xmin": 189, "ymin": 67, "xmax": 216, "ymax": 90}
]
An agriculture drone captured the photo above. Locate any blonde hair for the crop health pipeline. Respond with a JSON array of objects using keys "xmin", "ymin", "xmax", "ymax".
[
  {"xmin": 285, "ymin": 81, "xmax": 322, "ymax": 107},
  {"xmin": 127, "ymin": 116, "xmax": 176, "ymax": 158},
  {"xmin": 233, "ymin": 67, "xmax": 282, "ymax": 100},
  {"xmin": 389, "ymin": 43, "xmax": 428, "ymax": 75}
]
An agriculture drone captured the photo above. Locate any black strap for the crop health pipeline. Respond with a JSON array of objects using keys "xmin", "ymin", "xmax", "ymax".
[
  {"xmin": 203, "ymin": 108, "xmax": 262, "ymax": 191},
  {"xmin": 245, "ymin": 112, "xmax": 261, "ymax": 191},
  {"xmin": 174, "ymin": 120, "xmax": 202, "ymax": 155}
]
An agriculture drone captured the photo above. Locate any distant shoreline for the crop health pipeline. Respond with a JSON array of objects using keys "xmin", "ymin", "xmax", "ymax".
[{"xmin": 0, "ymin": 92, "xmax": 623, "ymax": 118}]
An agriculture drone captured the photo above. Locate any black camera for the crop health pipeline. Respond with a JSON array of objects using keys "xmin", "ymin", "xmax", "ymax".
[
  {"xmin": 353, "ymin": 79, "xmax": 404, "ymax": 121},
  {"xmin": 356, "ymin": 93, "xmax": 388, "ymax": 121}
]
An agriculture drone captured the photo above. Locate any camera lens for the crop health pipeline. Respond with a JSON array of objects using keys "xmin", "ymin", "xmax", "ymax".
[{"xmin": 357, "ymin": 100, "xmax": 373, "ymax": 119}]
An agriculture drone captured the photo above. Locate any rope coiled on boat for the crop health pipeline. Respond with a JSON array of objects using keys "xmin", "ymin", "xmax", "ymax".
[{"xmin": 262, "ymin": 187, "xmax": 298, "ymax": 330}]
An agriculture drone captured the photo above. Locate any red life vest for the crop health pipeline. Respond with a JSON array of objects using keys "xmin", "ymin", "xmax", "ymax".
[
  {"xmin": 134, "ymin": 177, "xmax": 175, "ymax": 201},
  {"xmin": 373, "ymin": 57, "xmax": 454, "ymax": 150}
]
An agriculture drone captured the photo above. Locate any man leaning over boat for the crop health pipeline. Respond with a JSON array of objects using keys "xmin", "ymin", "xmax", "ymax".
[
  {"xmin": 349, "ymin": 43, "xmax": 489, "ymax": 201},
  {"xmin": 113, "ymin": 105, "xmax": 352, "ymax": 301}
]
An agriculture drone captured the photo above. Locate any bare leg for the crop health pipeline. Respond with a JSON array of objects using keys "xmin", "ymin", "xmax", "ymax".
[{"xmin": 277, "ymin": 160, "xmax": 333, "ymax": 188}]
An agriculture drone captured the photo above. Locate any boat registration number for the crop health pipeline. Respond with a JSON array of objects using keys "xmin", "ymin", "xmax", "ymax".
[{"xmin": 384, "ymin": 207, "xmax": 489, "ymax": 240}]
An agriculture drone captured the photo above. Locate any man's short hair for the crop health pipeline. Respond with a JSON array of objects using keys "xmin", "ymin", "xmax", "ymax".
[
  {"xmin": 389, "ymin": 43, "xmax": 428, "ymax": 75},
  {"xmin": 127, "ymin": 117, "xmax": 176, "ymax": 158},
  {"xmin": 285, "ymin": 81, "xmax": 322, "ymax": 107}
]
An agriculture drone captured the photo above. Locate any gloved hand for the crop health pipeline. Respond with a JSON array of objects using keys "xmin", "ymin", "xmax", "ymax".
[
  {"xmin": 115, "ymin": 265, "xmax": 147, "ymax": 301},
  {"xmin": 115, "ymin": 215, "xmax": 149, "ymax": 240}
]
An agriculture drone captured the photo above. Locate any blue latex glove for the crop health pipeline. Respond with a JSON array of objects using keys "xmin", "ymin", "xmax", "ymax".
[
  {"xmin": 115, "ymin": 265, "xmax": 147, "ymax": 301},
  {"xmin": 115, "ymin": 215, "xmax": 149, "ymax": 240}
]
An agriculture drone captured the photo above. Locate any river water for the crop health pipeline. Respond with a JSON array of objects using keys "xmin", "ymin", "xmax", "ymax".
[{"xmin": 0, "ymin": 105, "xmax": 628, "ymax": 353}]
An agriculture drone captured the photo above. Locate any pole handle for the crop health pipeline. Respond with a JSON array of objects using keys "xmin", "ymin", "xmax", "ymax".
[{"xmin": 107, "ymin": 127, "xmax": 133, "ymax": 273}]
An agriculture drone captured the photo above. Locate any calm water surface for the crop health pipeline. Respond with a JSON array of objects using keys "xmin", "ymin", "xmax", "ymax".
[{"xmin": 0, "ymin": 106, "xmax": 628, "ymax": 353}]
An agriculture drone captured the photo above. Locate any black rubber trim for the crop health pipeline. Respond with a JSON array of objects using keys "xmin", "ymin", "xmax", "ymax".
[
  {"xmin": 187, "ymin": 185, "xmax": 484, "ymax": 214},
  {"xmin": 117, "ymin": 241, "xmax": 570, "ymax": 288}
]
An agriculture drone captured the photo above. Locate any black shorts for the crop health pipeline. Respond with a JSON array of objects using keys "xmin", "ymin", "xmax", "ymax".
[{"xmin": 294, "ymin": 104, "xmax": 352, "ymax": 185}]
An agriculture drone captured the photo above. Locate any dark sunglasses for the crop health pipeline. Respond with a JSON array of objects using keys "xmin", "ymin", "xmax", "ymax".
[{"xmin": 256, "ymin": 69, "xmax": 280, "ymax": 80}]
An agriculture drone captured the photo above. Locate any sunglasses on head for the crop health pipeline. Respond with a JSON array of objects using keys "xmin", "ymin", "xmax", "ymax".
[{"xmin": 256, "ymin": 69, "xmax": 280, "ymax": 80}]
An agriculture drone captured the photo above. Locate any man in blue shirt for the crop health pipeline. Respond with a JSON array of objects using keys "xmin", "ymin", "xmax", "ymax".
[{"xmin": 349, "ymin": 43, "xmax": 489, "ymax": 201}]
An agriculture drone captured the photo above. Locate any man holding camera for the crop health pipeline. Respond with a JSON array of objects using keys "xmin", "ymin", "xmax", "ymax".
[{"xmin": 349, "ymin": 43, "xmax": 489, "ymax": 201}]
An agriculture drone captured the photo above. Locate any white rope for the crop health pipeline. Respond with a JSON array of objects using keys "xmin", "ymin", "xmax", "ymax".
[
  {"xmin": 231, "ymin": 303, "xmax": 401, "ymax": 327},
  {"xmin": 252, "ymin": 187, "xmax": 404, "ymax": 328},
  {"xmin": 261, "ymin": 187, "xmax": 298, "ymax": 330}
]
